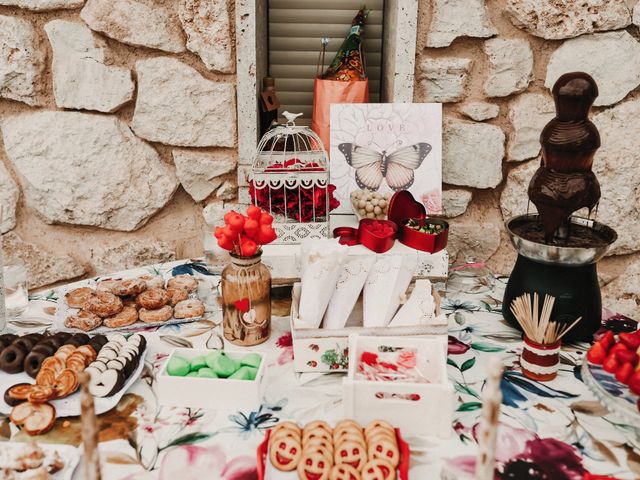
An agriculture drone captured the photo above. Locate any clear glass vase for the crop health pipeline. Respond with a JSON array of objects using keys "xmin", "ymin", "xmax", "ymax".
[{"xmin": 221, "ymin": 251, "xmax": 271, "ymax": 346}]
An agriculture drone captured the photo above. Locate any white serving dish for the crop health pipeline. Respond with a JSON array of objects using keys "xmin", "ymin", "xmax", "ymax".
[
  {"xmin": 0, "ymin": 442, "xmax": 81, "ymax": 480},
  {"xmin": 342, "ymin": 334, "xmax": 453, "ymax": 438},
  {"xmin": 289, "ymin": 283, "xmax": 447, "ymax": 373},
  {"xmin": 55, "ymin": 273, "xmax": 204, "ymax": 334},
  {"xmin": 0, "ymin": 349, "xmax": 147, "ymax": 416},
  {"xmin": 157, "ymin": 348, "xmax": 266, "ymax": 410}
]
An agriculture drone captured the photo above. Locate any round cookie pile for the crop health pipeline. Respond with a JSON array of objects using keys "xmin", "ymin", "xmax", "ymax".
[
  {"xmin": 166, "ymin": 351, "xmax": 261, "ymax": 380},
  {"xmin": 350, "ymin": 190, "xmax": 392, "ymax": 220},
  {"xmin": 269, "ymin": 419, "xmax": 399, "ymax": 480},
  {"xmin": 64, "ymin": 274, "xmax": 205, "ymax": 331}
]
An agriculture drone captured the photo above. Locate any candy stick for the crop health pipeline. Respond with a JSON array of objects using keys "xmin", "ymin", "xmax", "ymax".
[
  {"xmin": 475, "ymin": 358, "xmax": 503, "ymax": 480},
  {"xmin": 79, "ymin": 372, "xmax": 101, "ymax": 480}
]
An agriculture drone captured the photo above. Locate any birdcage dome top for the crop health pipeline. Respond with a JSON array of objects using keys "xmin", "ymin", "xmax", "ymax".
[{"xmin": 253, "ymin": 112, "xmax": 328, "ymax": 172}]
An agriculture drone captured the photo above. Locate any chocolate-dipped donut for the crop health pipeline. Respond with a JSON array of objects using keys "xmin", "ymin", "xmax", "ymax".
[
  {"xmin": 24, "ymin": 351, "xmax": 49, "ymax": 378},
  {"xmin": 0, "ymin": 334, "xmax": 17, "ymax": 349},
  {"xmin": 54, "ymin": 332, "xmax": 72, "ymax": 342},
  {"xmin": 0, "ymin": 345, "xmax": 27, "ymax": 374},
  {"xmin": 65, "ymin": 333, "xmax": 91, "ymax": 347},
  {"xmin": 31, "ymin": 344, "xmax": 55, "ymax": 356},
  {"xmin": 12, "ymin": 337, "xmax": 37, "ymax": 352}
]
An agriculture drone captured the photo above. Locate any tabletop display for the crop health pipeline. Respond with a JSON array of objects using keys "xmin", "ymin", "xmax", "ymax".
[{"xmin": 0, "ymin": 258, "xmax": 638, "ymax": 479}]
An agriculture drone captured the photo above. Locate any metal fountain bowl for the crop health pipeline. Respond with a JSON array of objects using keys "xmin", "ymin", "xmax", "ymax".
[{"xmin": 505, "ymin": 214, "xmax": 617, "ymax": 266}]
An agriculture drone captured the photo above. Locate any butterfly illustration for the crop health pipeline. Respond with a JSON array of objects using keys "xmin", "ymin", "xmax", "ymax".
[{"xmin": 338, "ymin": 142, "xmax": 432, "ymax": 191}]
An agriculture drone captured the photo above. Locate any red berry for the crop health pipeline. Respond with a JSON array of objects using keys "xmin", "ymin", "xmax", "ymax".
[
  {"xmin": 602, "ymin": 352, "xmax": 619, "ymax": 373},
  {"xmin": 615, "ymin": 349, "xmax": 639, "ymax": 366},
  {"xmin": 619, "ymin": 332, "xmax": 640, "ymax": 350},
  {"xmin": 246, "ymin": 205, "xmax": 262, "ymax": 221},
  {"xmin": 629, "ymin": 371, "xmax": 640, "ymax": 395},
  {"xmin": 260, "ymin": 212, "xmax": 273, "ymax": 225},
  {"xmin": 609, "ymin": 342, "xmax": 629, "ymax": 355},
  {"xmin": 615, "ymin": 362, "xmax": 634, "ymax": 384},
  {"xmin": 217, "ymin": 235, "xmax": 233, "ymax": 251},
  {"xmin": 586, "ymin": 342, "xmax": 607, "ymax": 365},
  {"xmin": 243, "ymin": 218, "xmax": 259, "ymax": 239},
  {"xmin": 598, "ymin": 330, "xmax": 615, "ymax": 350}
]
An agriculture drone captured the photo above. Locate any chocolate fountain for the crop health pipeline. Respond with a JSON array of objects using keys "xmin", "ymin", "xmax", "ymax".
[{"xmin": 502, "ymin": 72, "xmax": 617, "ymax": 342}]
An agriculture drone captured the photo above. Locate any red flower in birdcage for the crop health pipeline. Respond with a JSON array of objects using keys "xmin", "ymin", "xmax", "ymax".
[{"xmin": 249, "ymin": 158, "xmax": 340, "ymax": 223}]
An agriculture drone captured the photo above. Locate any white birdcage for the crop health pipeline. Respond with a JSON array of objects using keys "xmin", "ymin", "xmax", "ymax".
[{"xmin": 250, "ymin": 112, "xmax": 331, "ymax": 244}]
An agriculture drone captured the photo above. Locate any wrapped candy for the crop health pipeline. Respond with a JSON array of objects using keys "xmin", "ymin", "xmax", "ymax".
[
  {"xmin": 322, "ymin": 253, "xmax": 376, "ymax": 329},
  {"xmin": 356, "ymin": 348, "xmax": 432, "ymax": 383},
  {"xmin": 362, "ymin": 255, "xmax": 417, "ymax": 328},
  {"xmin": 297, "ymin": 239, "xmax": 348, "ymax": 328},
  {"xmin": 389, "ymin": 279, "xmax": 436, "ymax": 327}
]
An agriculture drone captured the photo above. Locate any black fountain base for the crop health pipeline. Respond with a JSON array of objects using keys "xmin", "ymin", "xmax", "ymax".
[{"xmin": 502, "ymin": 254, "xmax": 601, "ymax": 342}]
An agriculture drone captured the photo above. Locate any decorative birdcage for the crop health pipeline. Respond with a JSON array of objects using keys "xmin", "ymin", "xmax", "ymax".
[{"xmin": 249, "ymin": 112, "xmax": 335, "ymax": 244}]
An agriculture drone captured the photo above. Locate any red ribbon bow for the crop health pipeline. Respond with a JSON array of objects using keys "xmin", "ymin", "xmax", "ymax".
[{"xmin": 333, "ymin": 219, "xmax": 398, "ymax": 253}]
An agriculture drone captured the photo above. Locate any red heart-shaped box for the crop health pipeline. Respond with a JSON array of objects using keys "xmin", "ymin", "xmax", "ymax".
[
  {"xmin": 388, "ymin": 191, "xmax": 449, "ymax": 253},
  {"xmin": 357, "ymin": 218, "xmax": 398, "ymax": 253}
]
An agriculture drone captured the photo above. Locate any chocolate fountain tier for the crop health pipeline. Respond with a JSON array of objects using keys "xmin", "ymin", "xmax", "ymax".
[{"xmin": 506, "ymin": 214, "xmax": 617, "ymax": 266}]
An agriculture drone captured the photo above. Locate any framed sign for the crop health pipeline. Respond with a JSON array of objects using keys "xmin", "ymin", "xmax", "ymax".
[{"xmin": 329, "ymin": 103, "xmax": 442, "ymax": 214}]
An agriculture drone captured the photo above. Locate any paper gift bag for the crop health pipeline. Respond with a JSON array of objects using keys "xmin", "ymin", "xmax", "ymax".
[{"xmin": 311, "ymin": 77, "xmax": 369, "ymax": 151}]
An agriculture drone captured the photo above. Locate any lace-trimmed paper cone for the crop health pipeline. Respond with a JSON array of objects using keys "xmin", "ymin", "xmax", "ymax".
[
  {"xmin": 322, "ymin": 253, "xmax": 376, "ymax": 329},
  {"xmin": 363, "ymin": 254, "xmax": 416, "ymax": 328},
  {"xmin": 388, "ymin": 279, "xmax": 436, "ymax": 327},
  {"xmin": 297, "ymin": 239, "xmax": 348, "ymax": 328}
]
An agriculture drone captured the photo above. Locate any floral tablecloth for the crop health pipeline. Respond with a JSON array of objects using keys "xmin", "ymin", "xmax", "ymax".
[{"xmin": 1, "ymin": 259, "xmax": 639, "ymax": 479}]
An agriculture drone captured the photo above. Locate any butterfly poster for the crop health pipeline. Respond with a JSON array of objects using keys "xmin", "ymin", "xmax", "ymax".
[{"xmin": 329, "ymin": 103, "xmax": 442, "ymax": 215}]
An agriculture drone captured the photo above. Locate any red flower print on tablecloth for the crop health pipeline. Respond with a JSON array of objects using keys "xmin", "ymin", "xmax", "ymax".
[{"xmin": 276, "ymin": 332, "xmax": 293, "ymax": 365}]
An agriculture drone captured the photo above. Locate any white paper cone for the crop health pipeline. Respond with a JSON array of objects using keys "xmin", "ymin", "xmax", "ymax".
[
  {"xmin": 323, "ymin": 253, "xmax": 376, "ymax": 329},
  {"xmin": 389, "ymin": 279, "xmax": 436, "ymax": 327},
  {"xmin": 297, "ymin": 239, "xmax": 348, "ymax": 328},
  {"xmin": 363, "ymin": 254, "xmax": 417, "ymax": 328}
]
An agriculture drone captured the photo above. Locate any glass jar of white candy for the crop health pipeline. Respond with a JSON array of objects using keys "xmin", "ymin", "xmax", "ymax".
[{"xmin": 350, "ymin": 189, "xmax": 391, "ymax": 220}]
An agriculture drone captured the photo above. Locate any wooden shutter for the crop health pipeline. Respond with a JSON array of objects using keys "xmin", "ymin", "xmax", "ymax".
[{"xmin": 268, "ymin": 0, "xmax": 384, "ymax": 126}]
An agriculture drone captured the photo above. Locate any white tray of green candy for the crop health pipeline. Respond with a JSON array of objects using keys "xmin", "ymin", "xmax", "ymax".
[{"xmin": 156, "ymin": 348, "xmax": 266, "ymax": 410}]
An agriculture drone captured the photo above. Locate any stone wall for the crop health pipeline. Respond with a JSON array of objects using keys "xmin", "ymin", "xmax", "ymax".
[
  {"xmin": 415, "ymin": 0, "xmax": 640, "ymax": 318},
  {"xmin": 0, "ymin": 0, "xmax": 638, "ymax": 319},
  {"xmin": 0, "ymin": 0, "xmax": 237, "ymax": 288}
]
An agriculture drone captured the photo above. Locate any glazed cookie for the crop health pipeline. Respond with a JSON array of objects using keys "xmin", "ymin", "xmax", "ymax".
[
  {"xmin": 270, "ymin": 435, "xmax": 301, "ymax": 472},
  {"xmin": 64, "ymin": 287, "xmax": 94, "ymax": 309},
  {"xmin": 173, "ymin": 299, "xmax": 205, "ymax": 319},
  {"xmin": 138, "ymin": 274, "xmax": 165, "ymax": 290},
  {"xmin": 303, "ymin": 428, "xmax": 333, "ymax": 445},
  {"xmin": 270, "ymin": 429, "xmax": 302, "ymax": 447},
  {"xmin": 96, "ymin": 279, "xmax": 120, "ymax": 294},
  {"xmin": 64, "ymin": 310, "xmax": 103, "ymax": 332},
  {"xmin": 104, "ymin": 306, "xmax": 139, "ymax": 328},
  {"xmin": 361, "ymin": 459, "xmax": 396, "ymax": 480},
  {"xmin": 303, "ymin": 420, "xmax": 333, "ymax": 435},
  {"xmin": 271, "ymin": 421, "xmax": 301, "ymax": 436},
  {"xmin": 297, "ymin": 451, "xmax": 331, "ymax": 480},
  {"xmin": 139, "ymin": 305, "xmax": 173, "ymax": 323},
  {"xmin": 10, "ymin": 401, "xmax": 56, "ymax": 436},
  {"xmin": 136, "ymin": 288, "xmax": 169, "ymax": 310},
  {"xmin": 364, "ymin": 420, "xmax": 394, "ymax": 439},
  {"xmin": 330, "ymin": 464, "xmax": 362, "ymax": 480},
  {"xmin": 84, "ymin": 291, "xmax": 123, "ymax": 318},
  {"xmin": 112, "ymin": 278, "xmax": 147, "ymax": 296},
  {"xmin": 166, "ymin": 287, "xmax": 189, "ymax": 306},
  {"xmin": 167, "ymin": 274, "xmax": 198, "ymax": 292}
]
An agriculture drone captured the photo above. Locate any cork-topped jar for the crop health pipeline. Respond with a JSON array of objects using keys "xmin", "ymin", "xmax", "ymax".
[{"xmin": 221, "ymin": 251, "xmax": 271, "ymax": 346}]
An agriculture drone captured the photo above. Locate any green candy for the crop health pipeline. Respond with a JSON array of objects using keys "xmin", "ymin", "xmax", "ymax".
[
  {"xmin": 167, "ymin": 355, "xmax": 190, "ymax": 377},
  {"xmin": 205, "ymin": 351, "xmax": 240, "ymax": 378},
  {"xmin": 240, "ymin": 353, "xmax": 262, "ymax": 369},
  {"xmin": 190, "ymin": 355, "xmax": 207, "ymax": 372},
  {"xmin": 187, "ymin": 372, "xmax": 199, "ymax": 377},
  {"xmin": 197, "ymin": 367, "xmax": 219, "ymax": 378},
  {"xmin": 229, "ymin": 366, "xmax": 257, "ymax": 381}
]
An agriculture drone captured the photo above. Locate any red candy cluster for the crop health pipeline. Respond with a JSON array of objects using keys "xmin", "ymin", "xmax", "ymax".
[
  {"xmin": 587, "ymin": 330, "xmax": 640, "ymax": 397},
  {"xmin": 363, "ymin": 220, "xmax": 395, "ymax": 237},
  {"xmin": 249, "ymin": 158, "xmax": 340, "ymax": 223},
  {"xmin": 214, "ymin": 205, "xmax": 277, "ymax": 257}
]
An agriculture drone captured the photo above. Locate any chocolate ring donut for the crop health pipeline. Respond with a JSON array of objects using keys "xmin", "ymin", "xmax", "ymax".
[
  {"xmin": 55, "ymin": 332, "xmax": 72, "ymax": 341},
  {"xmin": 12, "ymin": 337, "xmax": 36, "ymax": 352},
  {"xmin": 31, "ymin": 344, "xmax": 56, "ymax": 356},
  {"xmin": 24, "ymin": 351, "xmax": 49, "ymax": 378},
  {"xmin": 90, "ymin": 334, "xmax": 107, "ymax": 347},
  {"xmin": 0, "ymin": 334, "xmax": 17, "ymax": 349},
  {"xmin": 0, "ymin": 345, "xmax": 27, "ymax": 374}
]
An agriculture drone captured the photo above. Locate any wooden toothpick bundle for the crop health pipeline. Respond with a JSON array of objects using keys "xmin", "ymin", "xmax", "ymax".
[{"xmin": 509, "ymin": 292, "xmax": 581, "ymax": 344}]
